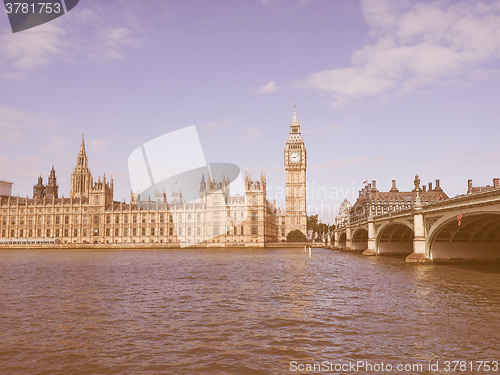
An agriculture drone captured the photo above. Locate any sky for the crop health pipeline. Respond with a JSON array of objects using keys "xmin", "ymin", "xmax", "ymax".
[{"xmin": 1, "ymin": 0, "xmax": 500, "ymax": 224}]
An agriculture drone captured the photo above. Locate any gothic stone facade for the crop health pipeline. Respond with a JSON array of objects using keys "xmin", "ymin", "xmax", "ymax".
[
  {"xmin": 0, "ymin": 139, "xmax": 277, "ymax": 246},
  {"xmin": 0, "ymin": 107, "xmax": 307, "ymax": 246}
]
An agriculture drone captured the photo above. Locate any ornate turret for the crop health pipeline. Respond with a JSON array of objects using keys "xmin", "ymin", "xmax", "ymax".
[
  {"xmin": 33, "ymin": 176, "xmax": 45, "ymax": 199},
  {"xmin": 287, "ymin": 102, "xmax": 304, "ymax": 143},
  {"xmin": 89, "ymin": 173, "xmax": 114, "ymax": 206},
  {"xmin": 70, "ymin": 133, "xmax": 92, "ymax": 199},
  {"xmin": 171, "ymin": 187, "xmax": 183, "ymax": 204},
  {"xmin": 200, "ymin": 174, "xmax": 206, "ymax": 192},
  {"xmin": 260, "ymin": 171, "xmax": 266, "ymax": 190},
  {"xmin": 45, "ymin": 165, "xmax": 58, "ymax": 200}
]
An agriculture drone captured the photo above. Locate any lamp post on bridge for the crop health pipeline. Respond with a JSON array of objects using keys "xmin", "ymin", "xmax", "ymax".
[{"xmin": 406, "ymin": 174, "xmax": 432, "ymax": 263}]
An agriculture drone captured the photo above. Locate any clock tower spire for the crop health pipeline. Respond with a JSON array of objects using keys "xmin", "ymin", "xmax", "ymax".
[{"xmin": 284, "ymin": 103, "xmax": 307, "ymax": 237}]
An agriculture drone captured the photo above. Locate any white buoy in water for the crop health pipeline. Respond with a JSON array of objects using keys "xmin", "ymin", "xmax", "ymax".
[{"xmin": 308, "ymin": 247, "xmax": 312, "ymax": 257}]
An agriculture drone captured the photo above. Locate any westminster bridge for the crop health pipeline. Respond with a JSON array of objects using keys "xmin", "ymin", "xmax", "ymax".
[{"xmin": 331, "ymin": 187, "xmax": 500, "ymax": 262}]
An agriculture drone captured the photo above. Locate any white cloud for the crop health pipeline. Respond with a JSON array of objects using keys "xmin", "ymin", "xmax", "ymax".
[
  {"xmin": 0, "ymin": 106, "xmax": 57, "ymax": 141},
  {"xmin": 0, "ymin": 3, "xmax": 147, "ymax": 79},
  {"xmin": 75, "ymin": 6, "xmax": 146, "ymax": 63},
  {"xmin": 1, "ymin": 22, "xmax": 65, "ymax": 78},
  {"xmin": 467, "ymin": 68, "xmax": 500, "ymax": 81},
  {"xmin": 296, "ymin": 0, "xmax": 500, "ymax": 105},
  {"xmin": 257, "ymin": 80, "xmax": 279, "ymax": 94}
]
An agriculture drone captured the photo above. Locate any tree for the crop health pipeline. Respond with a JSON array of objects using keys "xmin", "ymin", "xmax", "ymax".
[
  {"xmin": 317, "ymin": 222, "xmax": 329, "ymax": 237},
  {"xmin": 287, "ymin": 229, "xmax": 307, "ymax": 242},
  {"xmin": 307, "ymin": 215, "xmax": 318, "ymax": 231}
]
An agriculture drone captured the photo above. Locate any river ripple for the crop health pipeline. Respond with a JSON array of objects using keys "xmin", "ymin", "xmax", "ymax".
[{"xmin": 0, "ymin": 248, "xmax": 499, "ymax": 374}]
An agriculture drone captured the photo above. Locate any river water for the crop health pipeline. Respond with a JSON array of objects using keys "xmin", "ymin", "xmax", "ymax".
[{"xmin": 0, "ymin": 248, "xmax": 499, "ymax": 374}]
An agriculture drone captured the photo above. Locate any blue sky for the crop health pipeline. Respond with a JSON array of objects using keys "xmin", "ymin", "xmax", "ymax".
[{"xmin": 1, "ymin": 0, "xmax": 500, "ymax": 224}]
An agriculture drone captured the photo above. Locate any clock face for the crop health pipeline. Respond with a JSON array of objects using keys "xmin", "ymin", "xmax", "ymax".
[{"xmin": 289, "ymin": 152, "xmax": 301, "ymax": 163}]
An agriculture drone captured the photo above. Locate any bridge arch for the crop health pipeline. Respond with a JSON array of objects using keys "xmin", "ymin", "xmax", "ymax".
[
  {"xmin": 376, "ymin": 222, "xmax": 414, "ymax": 255},
  {"xmin": 428, "ymin": 212, "xmax": 500, "ymax": 261},
  {"xmin": 351, "ymin": 227, "xmax": 368, "ymax": 251},
  {"xmin": 338, "ymin": 232, "xmax": 347, "ymax": 250}
]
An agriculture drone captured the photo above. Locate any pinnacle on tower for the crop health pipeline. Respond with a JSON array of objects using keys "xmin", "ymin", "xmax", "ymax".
[
  {"xmin": 80, "ymin": 133, "xmax": 85, "ymax": 152},
  {"xmin": 291, "ymin": 102, "xmax": 300, "ymax": 127},
  {"xmin": 48, "ymin": 165, "xmax": 56, "ymax": 181},
  {"xmin": 70, "ymin": 134, "xmax": 92, "ymax": 199}
]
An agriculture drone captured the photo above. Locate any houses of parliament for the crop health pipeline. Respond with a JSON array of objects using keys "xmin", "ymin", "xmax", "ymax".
[{"xmin": 0, "ymin": 106, "xmax": 307, "ymax": 246}]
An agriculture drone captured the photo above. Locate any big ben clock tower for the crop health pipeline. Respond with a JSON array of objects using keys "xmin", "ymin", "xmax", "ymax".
[{"xmin": 284, "ymin": 103, "xmax": 307, "ymax": 236}]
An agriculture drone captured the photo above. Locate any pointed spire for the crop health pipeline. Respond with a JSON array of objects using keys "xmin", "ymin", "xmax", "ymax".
[
  {"xmin": 291, "ymin": 101, "xmax": 299, "ymax": 127},
  {"xmin": 80, "ymin": 132, "xmax": 85, "ymax": 151},
  {"xmin": 200, "ymin": 174, "xmax": 206, "ymax": 192},
  {"xmin": 75, "ymin": 132, "xmax": 89, "ymax": 169},
  {"xmin": 49, "ymin": 165, "xmax": 56, "ymax": 179}
]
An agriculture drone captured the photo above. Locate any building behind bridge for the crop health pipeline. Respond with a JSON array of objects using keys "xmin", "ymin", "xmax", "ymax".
[
  {"xmin": 467, "ymin": 178, "xmax": 500, "ymax": 194},
  {"xmin": 348, "ymin": 175, "xmax": 448, "ymax": 223}
]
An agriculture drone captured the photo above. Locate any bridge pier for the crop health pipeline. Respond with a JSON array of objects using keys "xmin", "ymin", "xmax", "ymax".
[
  {"xmin": 406, "ymin": 194, "xmax": 432, "ymax": 263},
  {"xmin": 363, "ymin": 210, "xmax": 377, "ymax": 256},
  {"xmin": 332, "ymin": 231, "xmax": 339, "ymax": 249},
  {"xmin": 343, "ymin": 226, "xmax": 352, "ymax": 251}
]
